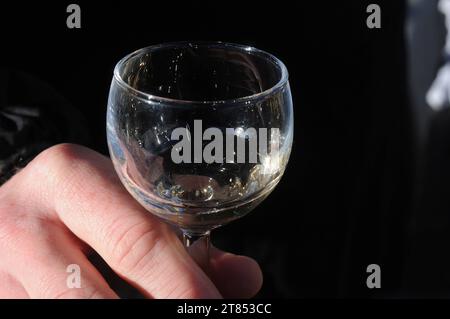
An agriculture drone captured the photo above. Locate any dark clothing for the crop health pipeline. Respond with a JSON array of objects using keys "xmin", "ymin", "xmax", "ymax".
[{"xmin": 0, "ymin": 69, "xmax": 89, "ymax": 184}]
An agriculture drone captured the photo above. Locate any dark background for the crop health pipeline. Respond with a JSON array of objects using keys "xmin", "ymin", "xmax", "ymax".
[{"xmin": 0, "ymin": 1, "xmax": 428, "ymax": 298}]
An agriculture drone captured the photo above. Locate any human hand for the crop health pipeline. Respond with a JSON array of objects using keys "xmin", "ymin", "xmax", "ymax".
[{"xmin": 0, "ymin": 144, "xmax": 262, "ymax": 298}]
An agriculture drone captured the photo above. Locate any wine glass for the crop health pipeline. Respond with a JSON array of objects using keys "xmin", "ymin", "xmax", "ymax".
[{"xmin": 107, "ymin": 42, "xmax": 293, "ymax": 267}]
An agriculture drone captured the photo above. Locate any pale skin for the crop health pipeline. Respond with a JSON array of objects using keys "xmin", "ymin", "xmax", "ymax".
[{"xmin": 0, "ymin": 144, "xmax": 263, "ymax": 298}]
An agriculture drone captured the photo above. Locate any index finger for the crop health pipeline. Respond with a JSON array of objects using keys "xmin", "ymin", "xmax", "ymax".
[{"xmin": 13, "ymin": 144, "xmax": 222, "ymax": 299}]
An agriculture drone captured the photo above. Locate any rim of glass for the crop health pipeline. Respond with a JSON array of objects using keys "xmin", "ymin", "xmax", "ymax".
[{"xmin": 113, "ymin": 41, "xmax": 289, "ymax": 105}]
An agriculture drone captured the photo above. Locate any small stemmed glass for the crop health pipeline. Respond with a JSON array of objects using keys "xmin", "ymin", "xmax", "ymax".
[{"xmin": 107, "ymin": 42, "xmax": 293, "ymax": 266}]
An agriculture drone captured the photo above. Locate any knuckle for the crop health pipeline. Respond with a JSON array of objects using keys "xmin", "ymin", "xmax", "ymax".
[
  {"xmin": 29, "ymin": 143, "xmax": 85, "ymax": 180},
  {"xmin": 23, "ymin": 143, "xmax": 94, "ymax": 201},
  {"xmin": 35, "ymin": 143, "xmax": 84, "ymax": 165},
  {"xmin": 108, "ymin": 218, "xmax": 165, "ymax": 275},
  {"xmin": 1, "ymin": 214, "xmax": 51, "ymax": 247},
  {"xmin": 0, "ymin": 200, "xmax": 33, "ymax": 243},
  {"xmin": 0, "ymin": 214, "xmax": 18, "ymax": 244},
  {"xmin": 0, "ymin": 211, "xmax": 55, "ymax": 271}
]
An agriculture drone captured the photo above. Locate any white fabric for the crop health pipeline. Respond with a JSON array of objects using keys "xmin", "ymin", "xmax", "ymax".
[{"xmin": 426, "ymin": 0, "xmax": 450, "ymax": 110}]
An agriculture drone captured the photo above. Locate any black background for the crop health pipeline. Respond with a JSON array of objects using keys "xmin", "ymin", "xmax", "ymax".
[{"xmin": 0, "ymin": 1, "xmax": 414, "ymax": 298}]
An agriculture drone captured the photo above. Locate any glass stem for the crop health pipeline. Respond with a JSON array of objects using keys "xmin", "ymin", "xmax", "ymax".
[{"xmin": 182, "ymin": 230, "xmax": 211, "ymax": 271}]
